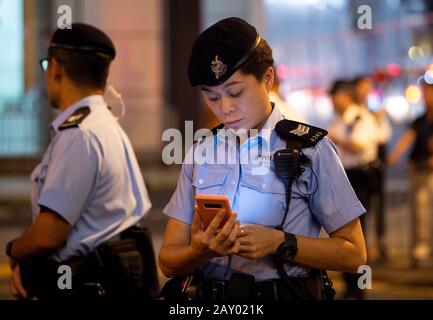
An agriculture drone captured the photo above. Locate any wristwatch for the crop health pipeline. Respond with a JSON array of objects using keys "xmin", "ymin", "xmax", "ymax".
[
  {"xmin": 5, "ymin": 240, "xmax": 15, "ymax": 258},
  {"xmin": 276, "ymin": 232, "xmax": 298, "ymax": 263}
]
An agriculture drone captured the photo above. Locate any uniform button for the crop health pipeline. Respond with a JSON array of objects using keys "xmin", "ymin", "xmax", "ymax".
[
  {"xmin": 262, "ymin": 184, "xmax": 266, "ymax": 189},
  {"xmin": 198, "ymin": 179, "xmax": 204, "ymax": 184},
  {"xmin": 231, "ymin": 180, "xmax": 236, "ymax": 185}
]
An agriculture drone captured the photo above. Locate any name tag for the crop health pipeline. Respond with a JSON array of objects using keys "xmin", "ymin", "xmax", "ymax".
[{"xmin": 257, "ymin": 154, "xmax": 273, "ymax": 162}]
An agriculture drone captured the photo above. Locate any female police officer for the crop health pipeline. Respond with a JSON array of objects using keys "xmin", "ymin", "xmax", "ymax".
[{"xmin": 158, "ymin": 17, "xmax": 367, "ymax": 300}]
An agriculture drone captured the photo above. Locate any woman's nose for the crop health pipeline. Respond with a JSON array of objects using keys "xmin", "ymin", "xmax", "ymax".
[{"xmin": 220, "ymin": 96, "xmax": 234, "ymax": 114}]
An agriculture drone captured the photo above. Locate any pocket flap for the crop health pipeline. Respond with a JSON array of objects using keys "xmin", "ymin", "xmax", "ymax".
[
  {"xmin": 193, "ymin": 168, "xmax": 230, "ymax": 189},
  {"xmin": 241, "ymin": 174, "xmax": 285, "ymax": 194}
]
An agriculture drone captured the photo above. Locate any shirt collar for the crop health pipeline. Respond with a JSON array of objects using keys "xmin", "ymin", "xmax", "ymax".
[
  {"xmin": 215, "ymin": 103, "xmax": 284, "ymax": 149},
  {"xmin": 50, "ymin": 95, "xmax": 105, "ymax": 133}
]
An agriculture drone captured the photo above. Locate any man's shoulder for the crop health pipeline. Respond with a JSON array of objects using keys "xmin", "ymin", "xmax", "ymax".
[
  {"xmin": 52, "ymin": 120, "xmax": 96, "ymax": 155},
  {"xmin": 58, "ymin": 106, "xmax": 91, "ymax": 131},
  {"xmin": 58, "ymin": 105, "xmax": 115, "ymax": 132}
]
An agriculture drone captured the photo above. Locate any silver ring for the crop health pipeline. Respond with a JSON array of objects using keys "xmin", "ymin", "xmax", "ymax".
[{"xmin": 240, "ymin": 227, "xmax": 245, "ymax": 236}]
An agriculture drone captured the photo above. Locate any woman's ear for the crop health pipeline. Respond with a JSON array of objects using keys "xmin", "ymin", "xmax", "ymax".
[{"xmin": 262, "ymin": 66, "xmax": 275, "ymax": 92}]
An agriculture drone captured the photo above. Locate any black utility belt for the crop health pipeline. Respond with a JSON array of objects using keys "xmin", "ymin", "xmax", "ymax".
[
  {"xmin": 19, "ymin": 238, "xmax": 141, "ymax": 299},
  {"xmin": 20, "ymin": 226, "xmax": 159, "ymax": 300},
  {"xmin": 201, "ymin": 275, "xmax": 319, "ymax": 300},
  {"xmin": 162, "ymin": 272, "xmax": 323, "ymax": 301}
]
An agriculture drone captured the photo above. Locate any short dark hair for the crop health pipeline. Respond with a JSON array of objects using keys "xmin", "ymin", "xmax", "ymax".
[
  {"xmin": 239, "ymin": 38, "xmax": 274, "ymax": 81},
  {"xmin": 328, "ymin": 79, "xmax": 355, "ymax": 96},
  {"xmin": 352, "ymin": 75, "xmax": 372, "ymax": 86},
  {"xmin": 49, "ymin": 47, "xmax": 112, "ymax": 89}
]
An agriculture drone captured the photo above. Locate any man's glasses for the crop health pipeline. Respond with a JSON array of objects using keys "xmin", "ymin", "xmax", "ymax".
[{"xmin": 39, "ymin": 58, "xmax": 50, "ymax": 72}]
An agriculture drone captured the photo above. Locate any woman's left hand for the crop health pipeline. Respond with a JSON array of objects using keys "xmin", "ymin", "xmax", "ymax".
[{"xmin": 236, "ymin": 224, "xmax": 284, "ymax": 260}]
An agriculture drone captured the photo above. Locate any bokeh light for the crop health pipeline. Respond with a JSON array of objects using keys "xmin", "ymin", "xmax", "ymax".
[
  {"xmin": 387, "ymin": 63, "xmax": 401, "ymax": 77},
  {"xmin": 405, "ymin": 85, "xmax": 421, "ymax": 104},
  {"xmin": 408, "ymin": 46, "xmax": 424, "ymax": 60},
  {"xmin": 384, "ymin": 96, "xmax": 410, "ymax": 123}
]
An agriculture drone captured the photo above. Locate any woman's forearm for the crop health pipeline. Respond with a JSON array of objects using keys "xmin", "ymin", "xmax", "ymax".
[
  {"xmin": 158, "ymin": 244, "xmax": 213, "ymax": 278},
  {"xmin": 294, "ymin": 235, "xmax": 367, "ymax": 273}
]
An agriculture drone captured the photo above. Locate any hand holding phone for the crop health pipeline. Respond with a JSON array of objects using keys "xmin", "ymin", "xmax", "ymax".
[{"xmin": 195, "ymin": 194, "xmax": 233, "ymax": 230}]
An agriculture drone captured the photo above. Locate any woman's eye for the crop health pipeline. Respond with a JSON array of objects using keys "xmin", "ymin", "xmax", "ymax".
[
  {"xmin": 209, "ymin": 97, "xmax": 219, "ymax": 102},
  {"xmin": 230, "ymin": 91, "xmax": 243, "ymax": 98}
]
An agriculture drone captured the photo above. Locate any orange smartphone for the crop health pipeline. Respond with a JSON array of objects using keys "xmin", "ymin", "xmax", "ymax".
[{"xmin": 195, "ymin": 194, "xmax": 233, "ymax": 231}]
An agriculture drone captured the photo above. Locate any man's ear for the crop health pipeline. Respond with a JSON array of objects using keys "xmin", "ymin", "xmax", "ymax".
[
  {"xmin": 51, "ymin": 58, "xmax": 63, "ymax": 83},
  {"xmin": 263, "ymin": 66, "xmax": 274, "ymax": 92}
]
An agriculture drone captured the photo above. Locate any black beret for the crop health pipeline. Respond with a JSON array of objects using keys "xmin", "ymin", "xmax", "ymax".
[
  {"xmin": 188, "ymin": 17, "xmax": 261, "ymax": 87},
  {"xmin": 50, "ymin": 23, "xmax": 116, "ymax": 59}
]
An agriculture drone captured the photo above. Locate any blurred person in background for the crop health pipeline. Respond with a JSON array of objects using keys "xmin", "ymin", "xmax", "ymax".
[
  {"xmin": 328, "ymin": 80, "xmax": 385, "ymax": 299},
  {"xmin": 353, "ymin": 75, "xmax": 392, "ymax": 263},
  {"xmin": 387, "ymin": 79, "xmax": 433, "ymax": 267},
  {"xmin": 269, "ymin": 70, "xmax": 306, "ymax": 123}
]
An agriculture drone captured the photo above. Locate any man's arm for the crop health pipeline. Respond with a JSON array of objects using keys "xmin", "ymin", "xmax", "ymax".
[
  {"xmin": 8, "ymin": 208, "xmax": 71, "ymax": 299},
  {"xmin": 387, "ymin": 129, "xmax": 416, "ymax": 165},
  {"xmin": 10, "ymin": 207, "xmax": 71, "ymax": 259}
]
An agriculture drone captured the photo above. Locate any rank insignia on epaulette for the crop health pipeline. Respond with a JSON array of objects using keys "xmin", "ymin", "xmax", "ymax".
[
  {"xmin": 58, "ymin": 106, "xmax": 91, "ymax": 131},
  {"xmin": 290, "ymin": 124, "xmax": 310, "ymax": 137},
  {"xmin": 275, "ymin": 120, "xmax": 328, "ymax": 148}
]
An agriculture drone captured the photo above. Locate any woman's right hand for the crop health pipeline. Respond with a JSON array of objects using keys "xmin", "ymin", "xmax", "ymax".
[{"xmin": 189, "ymin": 206, "xmax": 240, "ymax": 260}]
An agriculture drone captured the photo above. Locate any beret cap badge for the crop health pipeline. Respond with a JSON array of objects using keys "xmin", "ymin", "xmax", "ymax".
[{"xmin": 211, "ymin": 55, "xmax": 227, "ymax": 80}]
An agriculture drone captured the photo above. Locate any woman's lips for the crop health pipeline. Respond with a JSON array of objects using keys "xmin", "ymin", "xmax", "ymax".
[{"xmin": 225, "ymin": 119, "xmax": 242, "ymax": 127}]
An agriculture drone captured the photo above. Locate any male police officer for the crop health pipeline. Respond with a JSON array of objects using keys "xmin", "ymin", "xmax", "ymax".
[
  {"xmin": 328, "ymin": 80, "xmax": 387, "ymax": 299},
  {"xmin": 6, "ymin": 23, "xmax": 153, "ymax": 299},
  {"xmin": 388, "ymin": 79, "xmax": 433, "ymax": 266},
  {"xmin": 353, "ymin": 76, "xmax": 392, "ymax": 262},
  {"xmin": 159, "ymin": 18, "xmax": 367, "ymax": 300}
]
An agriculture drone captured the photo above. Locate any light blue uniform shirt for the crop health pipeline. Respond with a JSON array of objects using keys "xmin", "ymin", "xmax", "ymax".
[
  {"xmin": 30, "ymin": 95, "xmax": 151, "ymax": 262},
  {"xmin": 163, "ymin": 105, "xmax": 365, "ymax": 281}
]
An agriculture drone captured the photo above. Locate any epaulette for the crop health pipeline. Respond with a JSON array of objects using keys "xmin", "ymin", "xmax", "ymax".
[
  {"xmin": 58, "ymin": 106, "xmax": 91, "ymax": 131},
  {"xmin": 275, "ymin": 120, "xmax": 327, "ymax": 148}
]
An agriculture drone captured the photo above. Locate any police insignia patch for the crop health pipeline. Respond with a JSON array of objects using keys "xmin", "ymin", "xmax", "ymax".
[
  {"xmin": 211, "ymin": 55, "xmax": 227, "ymax": 79},
  {"xmin": 58, "ymin": 106, "xmax": 91, "ymax": 131}
]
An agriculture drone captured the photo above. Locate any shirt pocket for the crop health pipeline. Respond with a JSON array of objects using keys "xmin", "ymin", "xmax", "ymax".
[
  {"xmin": 192, "ymin": 166, "xmax": 231, "ymax": 196},
  {"xmin": 239, "ymin": 174, "xmax": 286, "ymax": 227}
]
